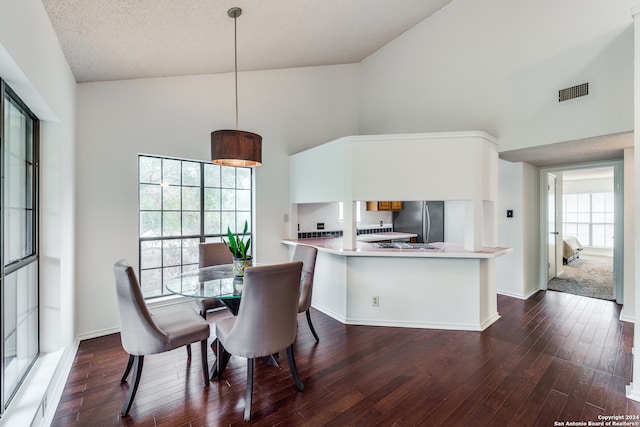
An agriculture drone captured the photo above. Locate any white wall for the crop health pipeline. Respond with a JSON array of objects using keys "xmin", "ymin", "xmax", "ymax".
[
  {"xmin": 622, "ymin": 148, "xmax": 635, "ymax": 321},
  {"xmin": 76, "ymin": 65, "xmax": 359, "ymax": 337},
  {"xmin": 358, "ymin": 0, "xmax": 633, "ymax": 152},
  {"xmin": 496, "ymin": 161, "xmax": 524, "ymax": 297},
  {"xmin": 297, "ymin": 203, "xmax": 343, "ymax": 232},
  {"xmin": 495, "ymin": 161, "xmax": 540, "ymax": 299},
  {"xmin": 358, "ymin": 0, "xmax": 631, "ymax": 298},
  {"xmin": 0, "ymin": 0, "xmax": 77, "ymax": 355},
  {"xmin": 0, "ymin": 0, "xmax": 77, "ymax": 425},
  {"xmin": 629, "ymin": 2, "xmax": 640, "ymax": 401},
  {"xmin": 296, "ymin": 202, "xmax": 391, "ymax": 233},
  {"xmin": 522, "ymin": 163, "xmax": 541, "ymax": 296}
]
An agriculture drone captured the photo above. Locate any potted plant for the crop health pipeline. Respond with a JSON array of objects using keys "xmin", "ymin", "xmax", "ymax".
[{"xmin": 224, "ymin": 220, "xmax": 252, "ymax": 277}]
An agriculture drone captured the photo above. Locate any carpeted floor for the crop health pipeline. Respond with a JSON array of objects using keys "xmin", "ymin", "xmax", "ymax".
[{"xmin": 547, "ymin": 253, "xmax": 614, "ymax": 300}]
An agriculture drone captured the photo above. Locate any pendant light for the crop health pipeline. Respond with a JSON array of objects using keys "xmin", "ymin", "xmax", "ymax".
[{"xmin": 211, "ymin": 7, "xmax": 262, "ymax": 167}]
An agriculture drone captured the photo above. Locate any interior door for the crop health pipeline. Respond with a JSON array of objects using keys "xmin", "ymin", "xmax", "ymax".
[{"xmin": 547, "ymin": 173, "xmax": 558, "ymax": 280}]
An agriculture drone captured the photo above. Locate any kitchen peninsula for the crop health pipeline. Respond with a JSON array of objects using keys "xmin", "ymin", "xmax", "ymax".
[
  {"xmin": 285, "ymin": 132, "xmax": 510, "ymax": 331},
  {"xmin": 283, "ymin": 238, "xmax": 511, "ymax": 331}
]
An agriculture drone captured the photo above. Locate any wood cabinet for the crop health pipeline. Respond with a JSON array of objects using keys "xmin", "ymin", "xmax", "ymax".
[{"xmin": 366, "ymin": 201, "xmax": 403, "ymax": 211}]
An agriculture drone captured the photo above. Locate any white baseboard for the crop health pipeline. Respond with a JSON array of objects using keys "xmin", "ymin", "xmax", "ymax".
[
  {"xmin": 310, "ymin": 303, "xmax": 347, "ymax": 324},
  {"xmin": 620, "ymin": 309, "xmax": 635, "ymax": 324},
  {"xmin": 312, "ymin": 304, "xmax": 500, "ymax": 331},
  {"xmin": 627, "ymin": 383, "xmax": 640, "ymax": 402},
  {"xmin": 77, "ymin": 326, "xmax": 120, "ymax": 341},
  {"xmin": 496, "ymin": 287, "xmax": 539, "ymax": 300}
]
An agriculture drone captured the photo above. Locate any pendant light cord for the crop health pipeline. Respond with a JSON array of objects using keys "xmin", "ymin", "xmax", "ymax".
[{"xmin": 233, "ymin": 13, "xmax": 239, "ymax": 130}]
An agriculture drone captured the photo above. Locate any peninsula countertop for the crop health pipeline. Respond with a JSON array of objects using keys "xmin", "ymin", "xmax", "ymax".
[{"xmin": 282, "ymin": 237, "xmax": 512, "ymax": 259}]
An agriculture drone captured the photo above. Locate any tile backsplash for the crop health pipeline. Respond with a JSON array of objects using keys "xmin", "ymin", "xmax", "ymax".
[
  {"xmin": 297, "ymin": 230, "xmax": 343, "ymax": 239},
  {"xmin": 297, "ymin": 225, "xmax": 392, "ymax": 239},
  {"xmin": 357, "ymin": 226, "xmax": 392, "ymax": 235}
]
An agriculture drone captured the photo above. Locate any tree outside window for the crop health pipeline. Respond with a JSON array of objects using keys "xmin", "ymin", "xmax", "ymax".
[{"xmin": 138, "ymin": 155, "xmax": 252, "ymax": 298}]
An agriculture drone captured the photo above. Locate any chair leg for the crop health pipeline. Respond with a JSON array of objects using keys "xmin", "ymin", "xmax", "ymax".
[
  {"xmin": 216, "ymin": 339, "xmax": 224, "ymax": 380},
  {"xmin": 121, "ymin": 355, "xmax": 144, "ymax": 416},
  {"xmin": 286, "ymin": 345, "xmax": 304, "ymax": 392},
  {"xmin": 121, "ymin": 354, "xmax": 134, "ymax": 383},
  {"xmin": 306, "ymin": 309, "xmax": 319, "ymax": 342},
  {"xmin": 244, "ymin": 358, "xmax": 255, "ymax": 421},
  {"xmin": 212, "ymin": 339, "xmax": 232, "ymax": 380},
  {"xmin": 200, "ymin": 339, "xmax": 209, "ymax": 387},
  {"xmin": 186, "ymin": 344, "xmax": 192, "ymax": 359}
]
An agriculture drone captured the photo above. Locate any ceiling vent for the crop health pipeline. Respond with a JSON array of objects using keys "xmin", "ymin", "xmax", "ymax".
[{"xmin": 558, "ymin": 82, "xmax": 589, "ymax": 102}]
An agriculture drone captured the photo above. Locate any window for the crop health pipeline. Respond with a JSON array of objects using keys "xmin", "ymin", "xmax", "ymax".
[
  {"xmin": 563, "ymin": 192, "xmax": 614, "ymax": 248},
  {"xmin": 338, "ymin": 201, "xmax": 361, "ymax": 222},
  {"xmin": 138, "ymin": 155, "xmax": 252, "ymax": 298},
  {"xmin": 1, "ymin": 81, "xmax": 39, "ymax": 412}
]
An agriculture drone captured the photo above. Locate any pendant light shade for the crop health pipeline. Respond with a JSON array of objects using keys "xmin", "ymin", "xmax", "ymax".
[
  {"xmin": 211, "ymin": 129, "xmax": 262, "ymax": 167},
  {"xmin": 211, "ymin": 7, "xmax": 262, "ymax": 167}
]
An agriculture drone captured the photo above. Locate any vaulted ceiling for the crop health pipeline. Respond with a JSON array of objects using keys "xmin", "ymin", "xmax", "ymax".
[
  {"xmin": 42, "ymin": 0, "xmax": 454, "ymax": 83},
  {"xmin": 41, "ymin": 1, "xmax": 633, "ymax": 167}
]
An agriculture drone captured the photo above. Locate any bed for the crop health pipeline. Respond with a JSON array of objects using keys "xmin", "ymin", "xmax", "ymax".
[{"xmin": 562, "ymin": 236, "xmax": 583, "ymax": 264}]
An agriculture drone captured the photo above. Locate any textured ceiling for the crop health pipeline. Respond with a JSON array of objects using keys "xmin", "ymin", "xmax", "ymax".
[
  {"xmin": 41, "ymin": 1, "xmax": 633, "ymax": 168},
  {"xmin": 42, "ymin": 0, "xmax": 454, "ymax": 83}
]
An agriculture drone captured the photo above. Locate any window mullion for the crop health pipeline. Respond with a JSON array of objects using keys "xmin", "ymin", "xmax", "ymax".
[
  {"xmin": 200, "ymin": 163, "xmax": 205, "ymax": 242},
  {"xmin": 138, "ymin": 155, "xmax": 251, "ymax": 299}
]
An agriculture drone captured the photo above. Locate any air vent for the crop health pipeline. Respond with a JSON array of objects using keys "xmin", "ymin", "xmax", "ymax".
[{"xmin": 558, "ymin": 83, "xmax": 589, "ymax": 102}]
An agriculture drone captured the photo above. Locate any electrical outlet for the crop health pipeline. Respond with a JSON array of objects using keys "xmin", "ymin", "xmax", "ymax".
[{"xmin": 372, "ymin": 296, "xmax": 379, "ymax": 306}]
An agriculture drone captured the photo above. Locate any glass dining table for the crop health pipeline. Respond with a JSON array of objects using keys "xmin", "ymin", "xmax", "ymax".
[
  {"xmin": 165, "ymin": 264, "xmax": 243, "ymax": 315},
  {"xmin": 165, "ymin": 264, "xmax": 278, "ymax": 378}
]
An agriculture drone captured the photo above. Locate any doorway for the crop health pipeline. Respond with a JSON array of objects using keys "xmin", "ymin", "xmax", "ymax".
[{"xmin": 542, "ymin": 162, "xmax": 622, "ymax": 303}]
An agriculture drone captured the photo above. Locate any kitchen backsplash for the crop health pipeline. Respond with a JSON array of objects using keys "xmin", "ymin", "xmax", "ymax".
[
  {"xmin": 297, "ymin": 224, "xmax": 393, "ymax": 239},
  {"xmin": 357, "ymin": 226, "xmax": 392, "ymax": 235},
  {"xmin": 296, "ymin": 202, "xmax": 392, "ymax": 236}
]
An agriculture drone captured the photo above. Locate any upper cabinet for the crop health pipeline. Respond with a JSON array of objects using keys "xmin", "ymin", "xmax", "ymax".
[{"xmin": 366, "ymin": 201, "xmax": 402, "ymax": 211}]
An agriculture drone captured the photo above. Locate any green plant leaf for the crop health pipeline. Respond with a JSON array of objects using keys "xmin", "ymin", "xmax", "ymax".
[
  {"xmin": 227, "ymin": 227, "xmax": 238, "ymax": 257},
  {"xmin": 225, "ymin": 220, "xmax": 251, "ymax": 259}
]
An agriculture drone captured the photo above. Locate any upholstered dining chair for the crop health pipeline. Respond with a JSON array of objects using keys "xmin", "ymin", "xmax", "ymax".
[
  {"xmin": 196, "ymin": 242, "xmax": 234, "ymax": 318},
  {"xmin": 113, "ymin": 259, "xmax": 210, "ymax": 416},
  {"xmin": 292, "ymin": 244, "xmax": 320, "ymax": 341},
  {"xmin": 215, "ymin": 262, "xmax": 304, "ymax": 421},
  {"xmin": 185, "ymin": 242, "xmax": 233, "ymax": 359}
]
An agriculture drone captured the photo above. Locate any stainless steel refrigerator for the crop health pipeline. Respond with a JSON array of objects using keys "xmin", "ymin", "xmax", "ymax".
[{"xmin": 392, "ymin": 201, "xmax": 444, "ymax": 243}]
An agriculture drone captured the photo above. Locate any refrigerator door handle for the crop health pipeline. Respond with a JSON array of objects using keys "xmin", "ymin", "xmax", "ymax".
[{"xmin": 424, "ymin": 203, "xmax": 431, "ymax": 243}]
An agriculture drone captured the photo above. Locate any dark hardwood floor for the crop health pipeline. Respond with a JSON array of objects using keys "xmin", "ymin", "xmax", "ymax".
[{"xmin": 52, "ymin": 290, "xmax": 639, "ymax": 426}]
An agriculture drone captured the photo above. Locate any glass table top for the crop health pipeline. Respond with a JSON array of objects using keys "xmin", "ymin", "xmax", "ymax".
[{"xmin": 164, "ymin": 264, "xmax": 243, "ymax": 299}]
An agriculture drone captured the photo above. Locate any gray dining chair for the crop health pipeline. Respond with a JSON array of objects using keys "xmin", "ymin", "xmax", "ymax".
[
  {"xmin": 113, "ymin": 259, "xmax": 210, "ymax": 416},
  {"xmin": 293, "ymin": 244, "xmax": 320, "ymax": 341},
  {"xmin": 196, "ymin": 242, "xmax": 234, "ymax": 317},
  {"xmin": 185, "ymin": 242, "xmax": 234, "ymax": 359},
  {"xmin": 215, "ymin": 261, "xmax": 304, "ymax": 421}
]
